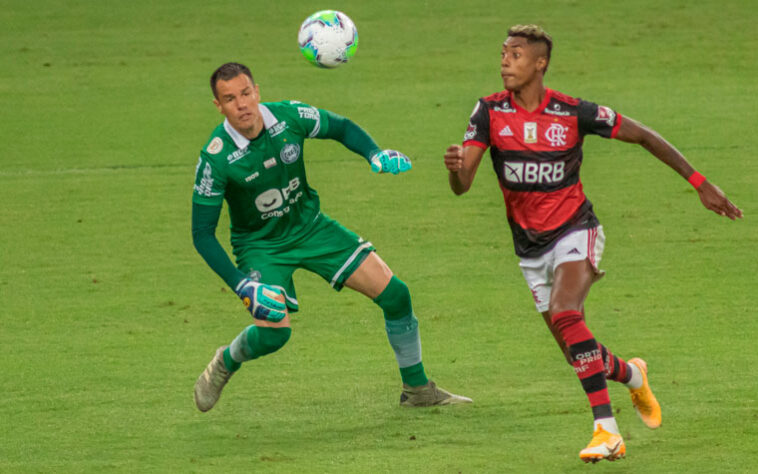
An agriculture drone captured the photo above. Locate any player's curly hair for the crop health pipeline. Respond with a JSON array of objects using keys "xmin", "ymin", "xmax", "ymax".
[
  {"xmin": 507, "ymin": 24, "xmax": 553, "ymax": 73},
  {"xmin": 210, "ymin": 62, "xmax": 255, "ymax": 98}
]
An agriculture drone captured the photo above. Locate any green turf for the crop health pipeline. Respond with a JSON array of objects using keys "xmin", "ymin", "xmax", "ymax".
[{"xmin": 2, "ymin": 0, "xmax": 757, "ymax": 471}]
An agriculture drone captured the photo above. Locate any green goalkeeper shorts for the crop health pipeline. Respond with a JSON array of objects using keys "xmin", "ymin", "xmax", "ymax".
[{"xmin": 233, "ymin": 214, "xmax": 375, "ymax": 312}]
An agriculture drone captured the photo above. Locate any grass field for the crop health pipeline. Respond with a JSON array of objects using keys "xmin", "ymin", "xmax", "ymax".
[{"xmin": 2, "ymin": 0, "xmax": 757, "ymax": 472}]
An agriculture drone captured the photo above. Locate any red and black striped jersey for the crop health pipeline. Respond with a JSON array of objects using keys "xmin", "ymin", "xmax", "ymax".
[{"xmin": 463, "ymin": 88, "xmax": 622, "ymax": 258}]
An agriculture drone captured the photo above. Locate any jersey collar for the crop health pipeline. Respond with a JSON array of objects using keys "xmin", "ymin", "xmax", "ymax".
[
  {"xmin": 223, "ymin": 104, "xmax": 279, "ymax": 149},
  {"xmin": 508, "ymin": 88, "xmax": 553, "ymax": 115}
]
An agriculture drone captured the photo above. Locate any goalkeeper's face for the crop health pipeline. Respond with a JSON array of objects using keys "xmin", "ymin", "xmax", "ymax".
[{"xmin": 213, "ymin": 74, "xmax": 262, "ymax": 136}]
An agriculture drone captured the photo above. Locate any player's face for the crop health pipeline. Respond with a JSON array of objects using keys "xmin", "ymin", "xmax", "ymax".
[
  {"xmin": 500, "ymin": 36, "xmax": 546, "ymax": 91},
  {"xmin": 213, "ymin": 74, "xmax": 261, "ymax": 134}
]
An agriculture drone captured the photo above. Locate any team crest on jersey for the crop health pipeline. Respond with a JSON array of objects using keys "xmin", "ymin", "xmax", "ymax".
[
  {"xmin": 596, "ymin": 106, "xmax": 616, "ymax": 126},
  {"xmin": 545, "ymin": 123, "xmax": 568, "ymax": 147},
  {"xmin": 280, "ymin": 144, "xmax": 301, "ymax": 164},
  {"xmin": 524, "ymin": 122, "xmax": 538, "ymax": 143},
  {"xmin": 499, "ymin": 126, "xmax": 514, "ymax": 137},
  {"xmin": 206, "ymin": 137, "xmax": 223, "ymax": 155}
]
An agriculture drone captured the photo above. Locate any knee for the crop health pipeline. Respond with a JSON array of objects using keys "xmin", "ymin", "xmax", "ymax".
[
  {"xmin": 252, "ymin": 327, "xmax": 291, "ymax": 356},
  {"xmin": 373, "ymin": 276, "xmax": 412, "ymax": 320}
]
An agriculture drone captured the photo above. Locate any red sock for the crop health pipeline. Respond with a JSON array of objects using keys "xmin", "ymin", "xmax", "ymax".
[
  {"xmin": 598, "ymin": 343, "xmax": 631, "ymax": 384},
  {"xmin": 552, "ymin": 310, "xmax": 613, "ymax": 419}
]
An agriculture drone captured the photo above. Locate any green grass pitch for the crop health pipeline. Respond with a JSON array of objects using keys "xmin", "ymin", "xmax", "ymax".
[{"xmin": 2, "ymin": 0, "xmax": 757, "ymax": 472}]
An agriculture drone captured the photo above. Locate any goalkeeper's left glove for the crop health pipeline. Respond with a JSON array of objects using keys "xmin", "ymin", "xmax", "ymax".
[
  {"xmin": 370, "ymin": 150, "xmax": 412, "ymax": 175},
  {"xmin": 234, "ymin": 278, "xmax": 287, "ymax": 322}
]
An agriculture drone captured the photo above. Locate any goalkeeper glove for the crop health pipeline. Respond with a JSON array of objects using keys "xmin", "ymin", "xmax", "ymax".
[
  {"xmin": 234, "ymin": 278, "xmax": 287, "ymax": 322},
  {"xmin": 370, "ymin": 150, "xmax": 412, "ymax": 175}
]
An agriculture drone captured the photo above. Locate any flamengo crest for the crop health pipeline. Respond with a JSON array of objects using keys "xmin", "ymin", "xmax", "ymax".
[{"xmin": 545, "ymin": 123, "xmax": 568, "ymax": 147}]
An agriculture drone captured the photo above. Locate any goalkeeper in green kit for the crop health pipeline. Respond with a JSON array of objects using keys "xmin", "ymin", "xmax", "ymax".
[{"xmin": 192, "ymin": 62, "xmax": 471, "ymax": 411}]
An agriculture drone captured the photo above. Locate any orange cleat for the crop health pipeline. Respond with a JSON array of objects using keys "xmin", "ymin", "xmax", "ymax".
[
  {"xmin": 579, "ymin": 424, "xmax": 626, "ymax": 463},
  {"xmin": 628, "ymin": 358, "xmax": 662, "ymax": 429}
]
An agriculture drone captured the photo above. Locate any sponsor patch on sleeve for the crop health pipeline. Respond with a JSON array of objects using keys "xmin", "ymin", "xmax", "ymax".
[
  {"xmin": 463, "ymin": 123, "xmax": 477, "ymax": 141},
  {"xmin": 595, "ymin": 106, "xmax": 616, "ymax": 127},
  {"xmin": 206, "ymin": 137, "xmax": 223, "ymax": 155}
]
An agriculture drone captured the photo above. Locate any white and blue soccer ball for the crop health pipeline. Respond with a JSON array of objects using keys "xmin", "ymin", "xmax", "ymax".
[{"xmin": 298, "ymin": 10, "xmax": 358, "ymax": 68}]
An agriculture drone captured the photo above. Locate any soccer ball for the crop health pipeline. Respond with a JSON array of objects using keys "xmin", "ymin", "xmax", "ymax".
[{"xmin": 298, "ymin": 10, "xmax": 358, "ymax": 68}]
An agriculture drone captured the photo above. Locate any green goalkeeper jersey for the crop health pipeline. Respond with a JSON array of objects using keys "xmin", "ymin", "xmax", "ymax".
[{"xmin": 193, "ymin": 100, "xmax": 333, "ymax": 249}]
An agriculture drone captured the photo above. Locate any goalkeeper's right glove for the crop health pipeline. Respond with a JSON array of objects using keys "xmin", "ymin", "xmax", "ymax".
[
  {"xmin": 370, "ymin": 150, "xmax": 412, "ymax": 175},
  {"xmin": 234, "ymin": 278, "xmax": 287, "ymax": 322}
]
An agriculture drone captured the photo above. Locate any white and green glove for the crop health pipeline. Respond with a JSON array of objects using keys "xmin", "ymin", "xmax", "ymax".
[
  {"xmin": 370, "ymin": 150, "xmax": 412, "ymax": 175},
  {"xmin": 234, "ymin": 278, "xmax": 287, "ymax": 322}
]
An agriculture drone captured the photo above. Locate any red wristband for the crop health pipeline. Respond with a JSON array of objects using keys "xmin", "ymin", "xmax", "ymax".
[{"xmin": 688, "ymin": 171, "xmax": 706, "ymax": 189}]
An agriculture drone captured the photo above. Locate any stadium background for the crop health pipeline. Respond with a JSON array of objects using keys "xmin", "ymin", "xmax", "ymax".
[{"xmin": 1, "ymin": 0, "xmax": 755, "ymax": 471}]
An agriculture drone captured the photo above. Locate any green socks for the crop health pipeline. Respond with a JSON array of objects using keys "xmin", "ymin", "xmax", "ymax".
[{"xmin": 374, "ymin": 276, "xmax": 429, "ymax": 387}]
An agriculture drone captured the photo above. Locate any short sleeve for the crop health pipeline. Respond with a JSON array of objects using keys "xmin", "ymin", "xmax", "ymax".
[
  {"xmin": 191, "ymin": 152, "xmax": 226, "ymax": 205},
  {"xmin": 577, "ymin": 100, "xmax": 623, "ymax": 138},
  {"xmin": 463, "ymin": 99, "xmax": 490, "ymax": 149}
]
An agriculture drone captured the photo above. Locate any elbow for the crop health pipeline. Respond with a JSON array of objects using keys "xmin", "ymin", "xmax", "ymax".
[
  {"xmin": 192, "ymin": 231, "xmax": 203, "ymax": 252},
  {"xmin": 450, "ymin": 183, "xmax": 471, "ymax": 196}
]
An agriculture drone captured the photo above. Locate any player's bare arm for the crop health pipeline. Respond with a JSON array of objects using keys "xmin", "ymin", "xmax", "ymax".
[
  {"xmin": 445, "ymin": 144, "xmax": 485, "ymax": 195},
  {"xmin": 615, "ymin": 117, "xmax": 743, "ymax": 220}
]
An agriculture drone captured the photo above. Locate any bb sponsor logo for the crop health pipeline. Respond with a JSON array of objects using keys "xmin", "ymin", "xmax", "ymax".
[
  {"xmin": 545, "ymin": 123, "xmax": 568, "ymax": 147},
  {"xmin": 503, "ymin": 161, "xmax": 565, "ymax": 184},
  {"xmin": 280, "ymin": 143, "xmax": 301, "ymax": 164},
  {"xmin": 245, "ymin": 172, "xmax": 260, "ymax": 182},
  {"xmin": 264, "ymin": 157, "xmax": 277, "ymax": 169},
  {"xmin": 596, "ymin": 105, "xmax": 616, "ymax": 126},
  {"xmin": 499, "ymin": 125, "xmax": 514, "ymax": 137},
  {"xmin": 524, "ymin": 122, "xmax": 537, "ymax": 143},
  {"xmin": 206, "ymin": 137, "xmax": 223, "ymax": 155}
]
